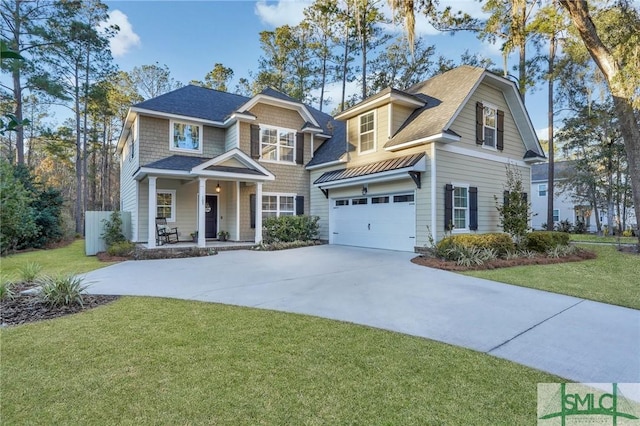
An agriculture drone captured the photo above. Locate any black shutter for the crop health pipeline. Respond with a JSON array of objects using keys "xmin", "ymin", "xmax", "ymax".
[
  {"xmin": 295, "ymin": 195, "xmax": 304, "ymax": 215},
  {"xmin": 250, "ymin": 125, "xmax": 260, "ymax": 159},
  {"xmin": 503, "ymin": 190, "xmax": 510, "ymax": 208},
  {"xmin": 497, "ymin": 109, "xmax": 504, "ymax": 151},
  {"xmin": 296, "ymin": 133, "xmax": 304, "ymax": 165},
  {"xmin": 250, "ymin": 194, "xmax": 256, "ymax": 228},
  {"xmin": 476, "ymin": 102, "xmax": 484, "ymax": 145},
  {"xmin": 469, "ymin": 187, "xmax": 478, "ymax": 231},
  {"xmin": 444, "ymin": 184, "xmax": 453, "ymax": 230},
  {"xmin": 521, "ymin": 192, "xmax": 528, "ymax": 203}
]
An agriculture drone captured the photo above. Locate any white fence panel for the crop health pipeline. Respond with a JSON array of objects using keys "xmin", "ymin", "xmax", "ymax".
[{"xmin": 85, "ymin": 211, "xmax": 132, "ymax": 256}]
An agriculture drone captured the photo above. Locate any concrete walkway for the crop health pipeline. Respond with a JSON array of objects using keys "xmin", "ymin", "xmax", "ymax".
[{"xmin": 84, "ymin": 244, "xmax": 640, "ymax": 383}]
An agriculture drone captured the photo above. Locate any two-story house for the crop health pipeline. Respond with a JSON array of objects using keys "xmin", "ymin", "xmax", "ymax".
[
  {"xmin": 118, "ymin": 66, "xmax": 545, "ymax": 252},
  {"xmin": 118, "ymin": 85, "xmax": 343, "ymax": 248}
]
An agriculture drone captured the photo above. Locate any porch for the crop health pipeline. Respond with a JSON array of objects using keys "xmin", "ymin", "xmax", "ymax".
[{"xmin": 139, "ymin": 240, "xmax": 257, "ymax": 251}]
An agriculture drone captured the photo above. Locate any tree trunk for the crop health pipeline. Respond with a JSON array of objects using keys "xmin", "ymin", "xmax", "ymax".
[
  {"xmin": 74, "ymin": 66, "xmax": 83, "ymax": 235},
  {"xmin": 10, "ymin": 0, "xmax": 25, "ymax": 165},
  {"xmin": 560, "ymin": 0, "xmax": 640, "ymax": 246},
  {"xmin": 546, "ymin": 32, "xmax": 556, "ymax": 231}
]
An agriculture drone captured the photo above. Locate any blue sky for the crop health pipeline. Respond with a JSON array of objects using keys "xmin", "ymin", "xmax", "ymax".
[{"xmin": 102, "ymin": 1, "xmax": 550, "ymax": 137}]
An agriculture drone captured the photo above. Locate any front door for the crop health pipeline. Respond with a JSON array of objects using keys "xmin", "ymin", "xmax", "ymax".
[{"xmin": 205, "ymin": 195, "xmax": 218, "ymax": 238}]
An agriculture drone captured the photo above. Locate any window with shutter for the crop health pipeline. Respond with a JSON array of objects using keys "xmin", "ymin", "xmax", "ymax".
[
  {"xmin": 446, "ymin": 184, "xmax": 473, "ymax": 232},
  {"xmin": 258, "ymin": 125, "xmax": 297, "ymax": 163},
  {"xmin": 262, "ymin": 193, "xmax": 296, "ymax": 218}
]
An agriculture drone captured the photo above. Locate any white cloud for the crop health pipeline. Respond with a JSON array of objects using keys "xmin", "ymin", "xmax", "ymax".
[
  {"xmin": 254, "ymin": 0, "xmax": 311, "ymax": 28},
  {"xmin": 100, "ymin": 10, "xmax": 141, "ymax": 58},
  {"xmin": 311, "ymin": 80, "xmax": 360, "ymax": 114}
]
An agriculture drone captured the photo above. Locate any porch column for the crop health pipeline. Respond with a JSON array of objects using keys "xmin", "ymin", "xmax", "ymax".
[
  {"xmin": 198, "ymin": 177, "xmax": 206, "ymax": 248},
  {"xmin": 147, "ymin": 176, "xmax": 157, "ymax": 248},
  {"xmin": 255, "ymin": 182, "xmax": 263, "ymax": 244}
]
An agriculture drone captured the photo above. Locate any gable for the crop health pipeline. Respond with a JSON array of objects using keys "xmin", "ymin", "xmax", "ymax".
[{"xmin": 218, "ymin": 157, "xmax": 246, "ymax": 168}]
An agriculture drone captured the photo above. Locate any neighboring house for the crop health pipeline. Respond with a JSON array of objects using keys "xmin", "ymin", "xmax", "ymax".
[
  {"xmin": 531, "ymin": 161, "xmax": 636, "ymax": 232},
  {"xmin": 117, "ymin": 85, "xmax": 343, "ymax": 248},
  {"xmin": 530, "ymin": 161, "xmax": 593, "ymax": 231},
  {"xmin": 118, "ymin": 65, "xmax": 545, "ymax": 252},
  {"xmin": 309, "ymin": 65, "xmax": 545, "ymax": 251}
]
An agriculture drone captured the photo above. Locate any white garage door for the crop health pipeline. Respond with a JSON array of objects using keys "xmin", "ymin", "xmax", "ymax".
[{"xmin": 330, "ymin": 193, "xmax": 416, "ymax": 251}]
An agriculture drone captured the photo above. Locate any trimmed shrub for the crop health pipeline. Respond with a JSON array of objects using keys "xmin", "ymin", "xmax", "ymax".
[
  {"xmin": 524, "ymin": 231, "xmax": 570, "ymax": 253},
  {"xmin": 101, "ymin": 211, "xmax": 127, "ymax": 248},
  {"xmin": 107, "ymin": 241, "xmax": 135, "ymax": 257},
  {"xmin": 435, "ymin": 233, "xmax": 515, "ymax": 258},
  {"xmin": 263, "ymin": 215, "xmax": 320, "ymax": 244},
  {"xmin": 38, "ymin": 274, "xmax": 88, "ymax": 307}
]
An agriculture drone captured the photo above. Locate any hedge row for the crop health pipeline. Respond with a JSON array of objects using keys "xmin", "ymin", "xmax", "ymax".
[{"xmin": 435, "ymin": 231, "xmax": 570, "ymax": 258}]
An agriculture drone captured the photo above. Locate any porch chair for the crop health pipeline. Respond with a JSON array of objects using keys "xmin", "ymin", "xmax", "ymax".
[{"xmin": 156, "ymin": 217, "xmax": 179, "ymax": 245}]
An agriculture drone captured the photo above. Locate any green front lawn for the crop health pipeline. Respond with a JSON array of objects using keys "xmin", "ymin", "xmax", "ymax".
[
  {"xmin": 463, "ymin": 245, "xmax": 639, "ymax": 309},
  {"xmin": 1, "ymin": 297, "xmax": 561, "ymax": 425},
  {"xmin": 569, "ymin": 234, "xmax": 637, "ymax": 244},
  {"xmin": 0, "ymin": 239, "xmax": 113, "ymax": 279}
]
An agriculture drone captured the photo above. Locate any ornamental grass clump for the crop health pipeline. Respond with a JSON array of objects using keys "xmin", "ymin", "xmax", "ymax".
[
  {"xmin": 38, "ymin": 274, "xmax": 88, "ymax": 307},
  {"xmin": 18, "ymin": 261, "xmax": 42, "ymax": 283},
  {"xmin": 0, "ymin": 277, "xmax": 16, "ymax": 301}
]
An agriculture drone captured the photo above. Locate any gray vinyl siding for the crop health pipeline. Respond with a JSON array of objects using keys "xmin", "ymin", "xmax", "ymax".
[
  {"xmin": 435, "ymin": 148, "xmax": 531, "ymax": 241},
  {"xmin": 310, "ymin": 165, "xmax": 345, "ymax": 241},
  {"xmin": 449, "ymin": 82, "xmax": 527, "ymax": 160},
  {"xmin": 225, "ymin": 122, "xmax": 239, "ymax": 152},
  {"xmin": 120, "ymin": 120, "xmax": 139, "ymax": 241}
]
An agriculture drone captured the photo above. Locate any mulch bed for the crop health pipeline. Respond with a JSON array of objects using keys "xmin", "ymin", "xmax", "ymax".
[
  {"xmin": 1, "ymin": 283, "xmax": 119, "ymax": 327},
  {"xmin": 411, "ymin": 250, "xmax": 598, "ymax": 272}
]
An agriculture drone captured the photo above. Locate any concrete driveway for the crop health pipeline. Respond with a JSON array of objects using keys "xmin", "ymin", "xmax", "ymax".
[{"xmin": 84, "ymin": 244, "xmax": 640, "ymax": 383}]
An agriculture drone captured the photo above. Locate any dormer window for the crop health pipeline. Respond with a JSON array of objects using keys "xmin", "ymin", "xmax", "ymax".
[
  {"xmin": 359, "ymin": 111, "xmax": 375, "ymax": 154},
  {"xmin": 170, "ymin": 120, "xmax": 202, "ymax": 153}
]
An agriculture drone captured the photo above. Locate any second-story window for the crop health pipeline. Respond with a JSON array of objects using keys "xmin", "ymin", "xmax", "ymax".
[
  {"xmin": 261, "ymin": 126, "xmax": 295, "ymax": 162},
  {"xmin": 483, "ymin": 106, "xmax": 496, "ymax": 148},
  {"xmin": 170, "ymin": 120, "xmax": 202, "ymax": 153},
  {"xmin": 359, "ymin": 111, "xmax": 375, "ymax": 153}
]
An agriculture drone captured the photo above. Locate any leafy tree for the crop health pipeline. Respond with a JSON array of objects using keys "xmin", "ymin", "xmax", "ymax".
[
  {"xmin": 368, "ymin": 36, "xmax": 436, "ymax": 93},
  {"xmin": 558, "ymin": 0, "xmax": 640, "ymax": 244},
  {"xmin": 557, "ymin": 103, "xmax": 632, "ymax": 234},
  {"xmin": 495, "ymin": 164, "xmax": 532, "ymax": 244},
  {"xmin": 1, "ymin": 0, "xmax": 61, "ymax": 164},
  {"xmin": 40, "ymin": 0, "xmax": 115, "ymax": 234},
  {"xmin": 129, "ymin": 62, "xmax": 182, "ymax": 100},
  {"xmin": 0, "ymin": 160, "xmax": 37, "ymax": 254},
  {"xmin": 190, "ymin": 63, "xmax": 234, "ymax": 92},
  {"xmin": 302, "ymin": 0, "xmax": 342, "ymax": 111}
]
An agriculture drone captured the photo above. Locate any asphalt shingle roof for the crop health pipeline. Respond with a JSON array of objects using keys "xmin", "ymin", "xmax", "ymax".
[
  {"xmin": 385, "ymin": 66, "xmax": 485, "ymax": 148},
  {"xmin": 531, "ymin": 160, "xmax": 576, "ymax": 181},
  {"xmin": 144, "ymin": 155, "xmax": 208, "ymax": 171},
  {"xmin": 134, "ymin": 85, "xmax": 249, "ymax": 123}
]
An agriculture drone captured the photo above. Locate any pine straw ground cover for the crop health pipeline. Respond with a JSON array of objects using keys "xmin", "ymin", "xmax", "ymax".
[{"xmin": 411, "ymin": 248, "xmax": 597, "ymax": 272}]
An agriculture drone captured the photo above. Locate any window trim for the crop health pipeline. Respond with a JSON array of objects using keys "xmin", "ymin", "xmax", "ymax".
[
  {"xmin": 156, "ymin": 189, "xmax": 176, "ymax": 222},
  {"xmin": 538, "ymin": 183, "xmax": 547, "ymax": 197},
  {"xmin": 262, "ymin": 192, "xmax": 296, "ymax": 218},
  {"xmin": 482, "ymin": 102, "xmax": 497, "ymax": 150},
  {"xmin": 451, "ymin": 182, "xmax": 469, "ymax": 233},
  {"xmin": 259, "ymin": 125, "xmax": 297, "ymax": 164},
  {"xmin": 358, "ymin": 110, "xmax": 376, "ymax": 155},
  {"xmin": 169, "ymin": 120, "xmax": 203, "ymax": 154}
]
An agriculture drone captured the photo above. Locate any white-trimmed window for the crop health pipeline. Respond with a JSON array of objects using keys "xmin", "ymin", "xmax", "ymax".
[
  {"xmin": 553, "ymin": 209, "xmax": 559, "ymax": 222},
  {"xmin": 170, "ymin": 120, "xmax": 202, "ymax": 153},
  {"xmin": 261, "ymin": 126, "xmax": 295, "ymax": 162},
  {"xmin": 358, "ymin": 111, "xmax": 375, "ymax": 153},
  {"xmin": 156, "ymin": 190, "xmax": 176, "ymax": 222},
  {"xmin": 262, "ymin": 193, "xmax": 295, "ymax": 218},
  {"xmin": 453, "ymin": 185, "xmax": 469, "ymax": 231},
  {"xmin": 538, "ymin": 183, "xmax": 547, "ymax": 197},
  {"xmin": 483, "ymin": 105, "xmax": 496, "ymax": 148}
]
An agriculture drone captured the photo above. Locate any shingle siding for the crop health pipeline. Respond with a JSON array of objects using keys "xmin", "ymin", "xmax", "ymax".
[{"xmin": 138, "ymin": 116, "xmax": 225, "ymax": 166}]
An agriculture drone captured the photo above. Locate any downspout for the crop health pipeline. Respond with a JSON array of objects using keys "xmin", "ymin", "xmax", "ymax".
[{"xmin": 431, "ymin": 143, "xmax": 437, "ymax": 242}]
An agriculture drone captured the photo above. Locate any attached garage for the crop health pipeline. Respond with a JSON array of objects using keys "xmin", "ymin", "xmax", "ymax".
[{"xmin": 330, "ymin": 193, "xmax": 416, "ymax": 251}]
